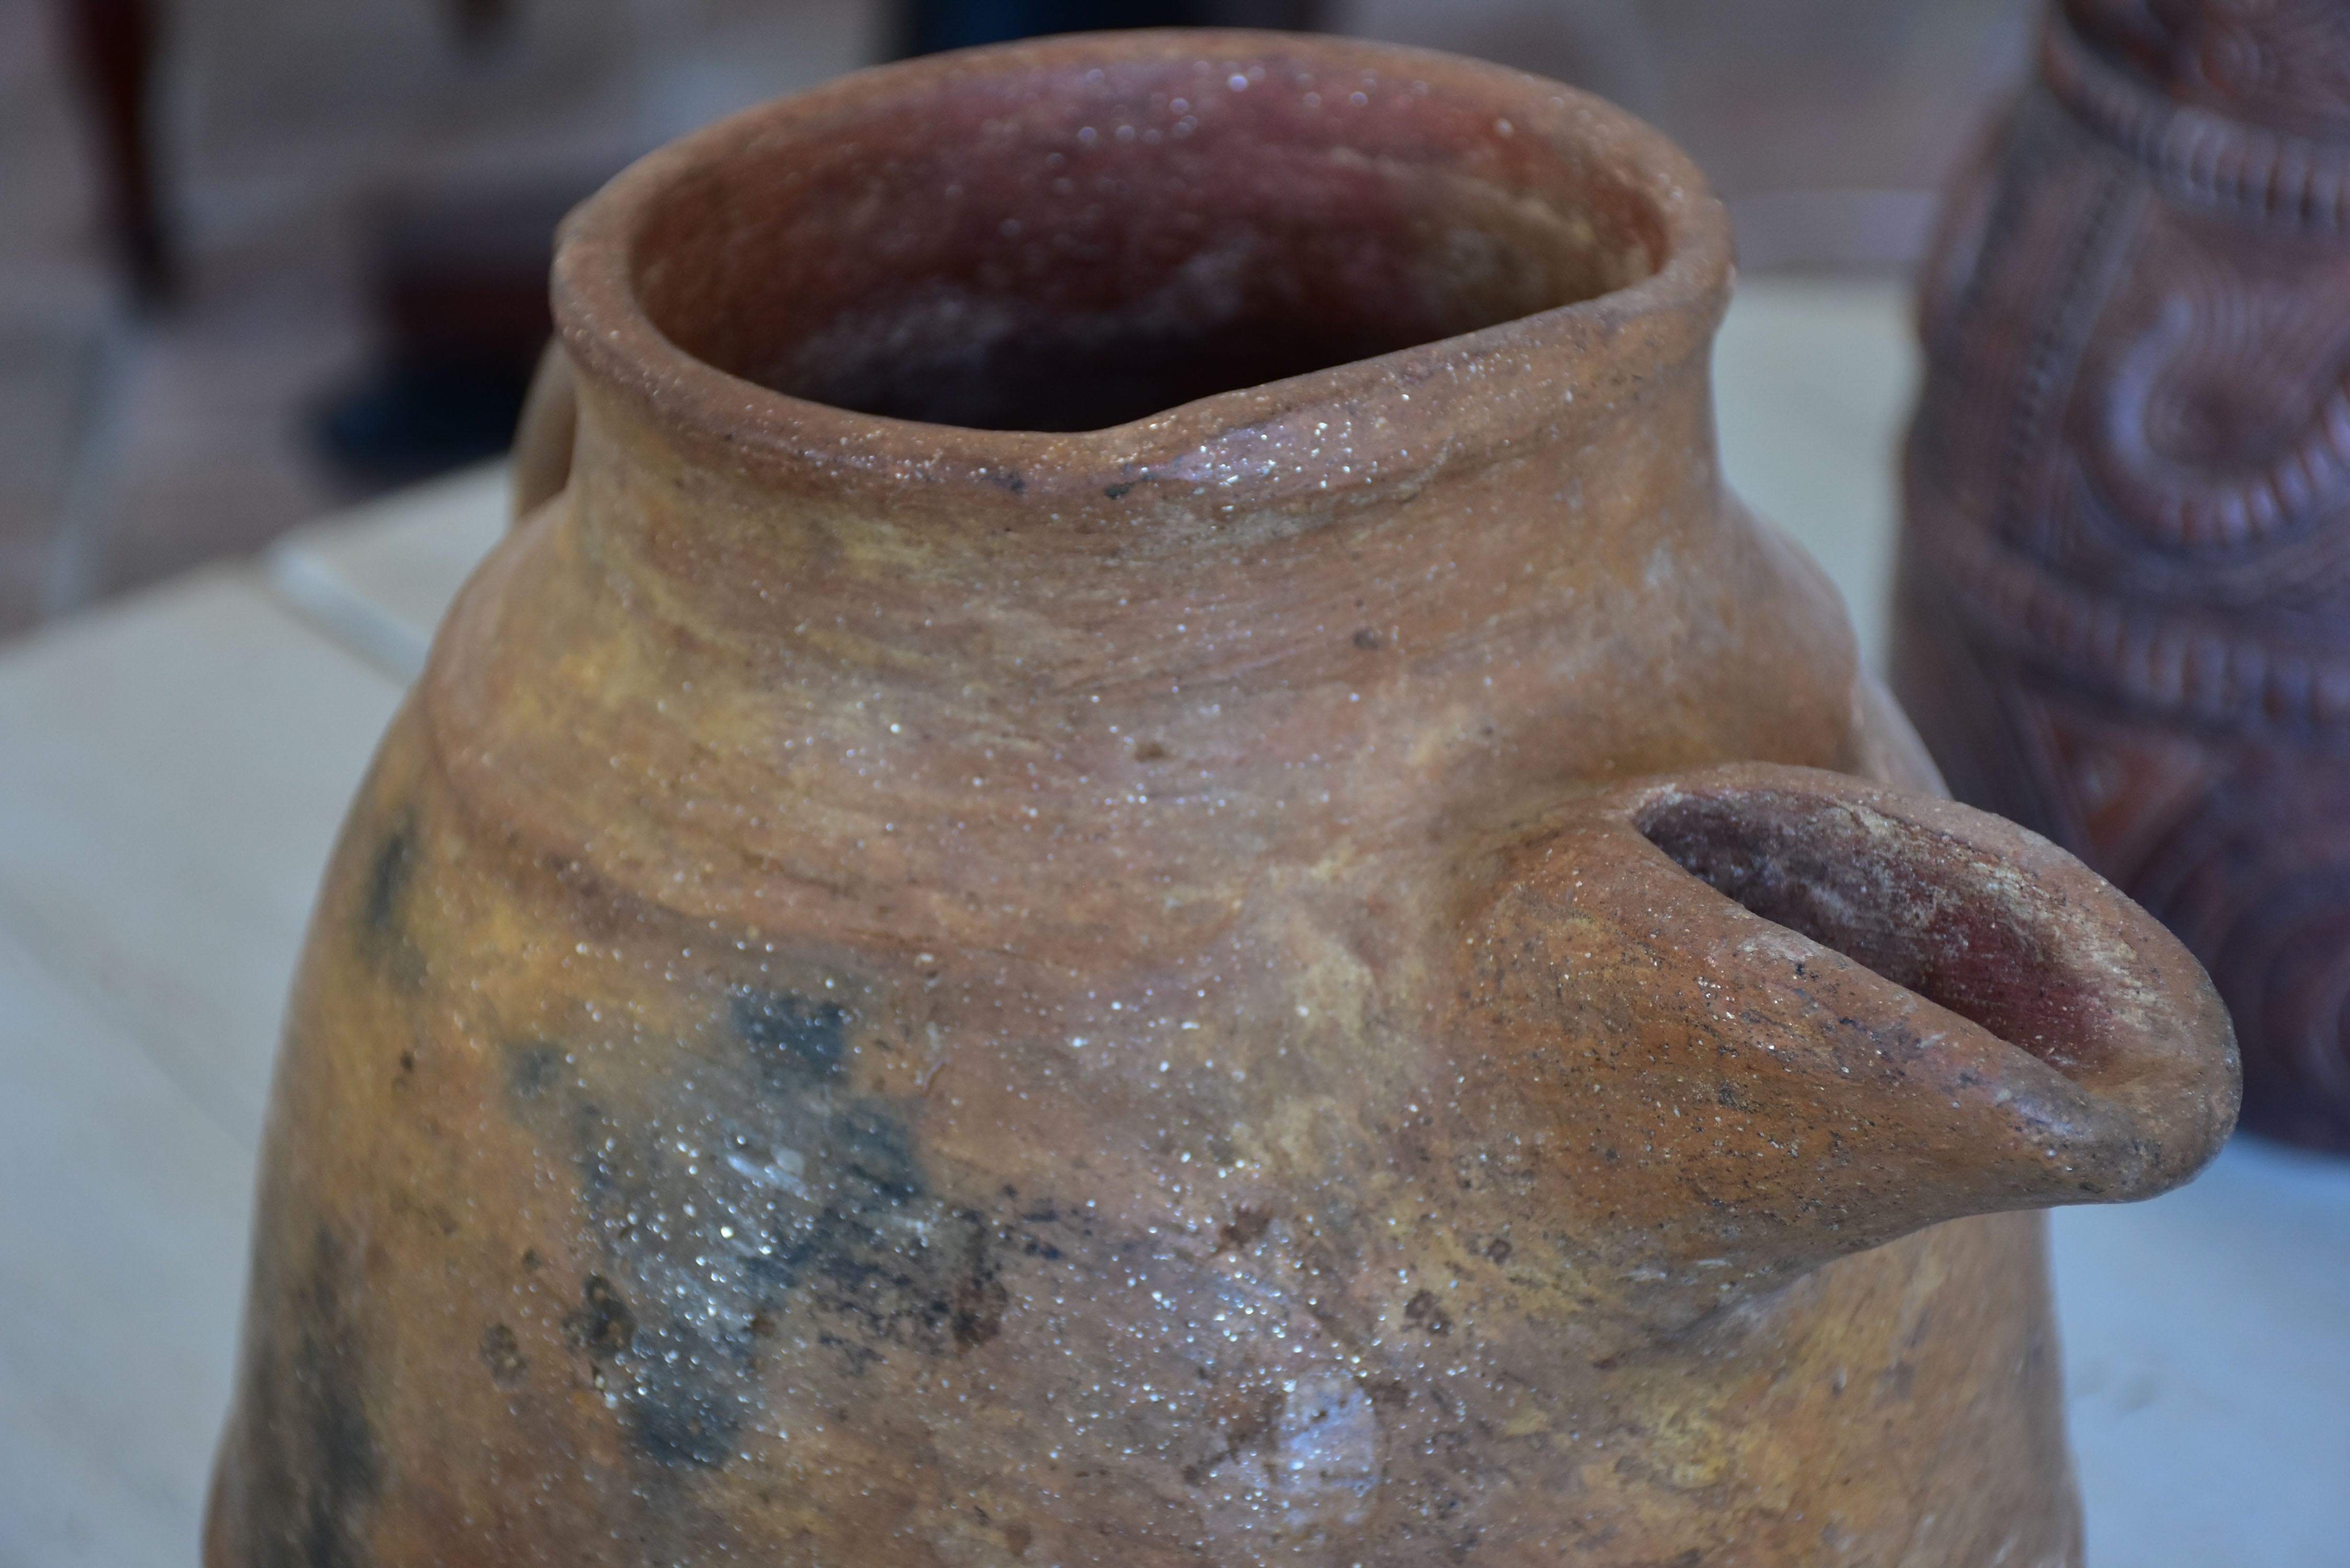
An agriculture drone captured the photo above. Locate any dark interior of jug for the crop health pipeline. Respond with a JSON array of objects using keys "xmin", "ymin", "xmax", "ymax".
[{"xmin": 629, "ymin": 56, "xmax": 1665, "ymax": 431}]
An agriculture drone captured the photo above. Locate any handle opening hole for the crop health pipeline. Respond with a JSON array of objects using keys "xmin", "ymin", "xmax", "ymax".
[{"xmin": 1635, "ymin": 790, "xmax": 2119, "ymax": 1079}]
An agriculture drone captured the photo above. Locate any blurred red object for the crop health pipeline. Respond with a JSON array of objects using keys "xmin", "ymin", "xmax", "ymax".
[{"xmin": 57, "ymin": 0, "xmax": 172, "ymax": 305}]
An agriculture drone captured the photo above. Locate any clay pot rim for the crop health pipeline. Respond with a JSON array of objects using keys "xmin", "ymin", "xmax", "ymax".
[{"xmin": 549, "ymin": 28, "xmax": 1733, "ymax": 506}]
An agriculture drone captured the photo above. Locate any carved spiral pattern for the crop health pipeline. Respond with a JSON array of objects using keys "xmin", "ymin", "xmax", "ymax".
[
  {"xmin": 2064, "ymin": 0, "xmax": 2350, "ymax": 138},
  {"xmin": 1899, "ymin": 1, "xmax": 2350, "ymax": 1148},
  {"xmin": 2084, "ymin": 243, "xmax": 2350, "ymax": 554},
  {"xmin": 2044, "ymin": 17, "xmax": 2350, "ymax": 234},
  {"xmin": 1909, "ymin": 496, "xmax": 2350, "ymax": 731}
]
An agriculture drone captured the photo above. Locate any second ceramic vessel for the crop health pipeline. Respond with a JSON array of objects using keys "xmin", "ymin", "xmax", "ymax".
[{"xmin": 1897, "ymin": 0, "xmax": 2350, "ymax": 1151}]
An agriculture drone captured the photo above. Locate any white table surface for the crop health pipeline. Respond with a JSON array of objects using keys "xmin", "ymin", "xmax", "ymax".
[{"xmin": 5, "ymin": 278, "xmax": 2345, "ymax": 1568}]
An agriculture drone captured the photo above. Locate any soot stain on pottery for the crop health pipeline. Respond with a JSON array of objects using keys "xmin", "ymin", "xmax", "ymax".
[
  {"xmin": 732, "ymin": 987, "xmax": 848, "ymax": 1086},
  {"xmin": 479, "ymin": 1323, "xmax": 529, "ymax": 1389},
  {"xmin": 355, "ymin": 810, "xmax": 425, "ymax": 988},
  {"xmin": 239, "ymin": 1225, "xmax": 381, "ymax": 1568},
  {"xmin": 361, "ymin": 817, "xmax": 411, "ymax": 935},
  {"xmin": 561, "ymin": 1273, "xmax": 637, "ymax": 1361},
  {"xmin": 504, "ymin": 1041, "xmax": 564, "ymax": 1106},
  {"xmin": 1403, "ymin": 1290, "xmax": 1454, "ymax": 1336},
  {"xmin": 1212, "ymin": 1205, "xmax": 1273, "ymax": 1255},
  {"xmin": 507, "ymin": 982, "xmax": 1063, "ymax": 1472}
]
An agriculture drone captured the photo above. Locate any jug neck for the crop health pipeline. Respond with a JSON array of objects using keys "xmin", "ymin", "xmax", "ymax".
[
  {"xmin": 546, "ymin": 29, "xmax": 1735, "ymax": 688},
  {"xmin": 432, "ymin": 35, "xmax": 1863, "ymax": 962},
  {"xmin": 557, "ymin": 303, "xmax": 1731, "ymax": 706}
]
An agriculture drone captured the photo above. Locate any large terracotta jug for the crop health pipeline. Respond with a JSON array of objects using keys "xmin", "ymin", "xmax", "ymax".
[
  {"xmin": 1895, "ymin": 0, "xmax": 2350, "ymax": 1152},
  {"xmin": 208, "ymin": 32, "xmax": 2238, "ymax": 1567}
]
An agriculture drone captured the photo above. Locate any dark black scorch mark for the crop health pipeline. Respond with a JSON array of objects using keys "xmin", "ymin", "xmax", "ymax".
[
  {"xmin": 561, "ymin": 1274, "xmax": 638, "ymax": 1361},
  {"xmin": 501, "ymin": 983, "xmax": 1076, "ymax": 1475},
  {"xmin": 505, "ymin": 1041, "xmax": 563, "ymax": 1104},
  {"xmin": 733, "ymin": 987, "xmax": 848, "ymax": 1086},
  {"xmin": 629, "ymin": 1317, "xmax": 743, "ymax": 1468},
  {"xmin": 234, "ymin": 1224, "xmax": 382, "ymax": 1568},
  {"xmin": 363, "ymin": 818, "xmax": 412, "ymax": 936},
  {"xmin": 355, "ymin": 811, "xmax": 425, "ymax": 987},
  {"xmin": 1404, "ymin": 1289, "xmax": 1453, "ymax": 1336},
  {"xmin": 480, "ymin": 1323, "xmax": 528, "ymax": 1389}
]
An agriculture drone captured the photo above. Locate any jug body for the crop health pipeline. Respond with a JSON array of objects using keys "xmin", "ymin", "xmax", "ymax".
[{"xmin": 208, "ymin": 31, "xmax": 2234, "ymax": 1567}]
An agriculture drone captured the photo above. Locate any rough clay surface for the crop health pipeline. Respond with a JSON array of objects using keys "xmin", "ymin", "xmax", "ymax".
[{"xmin": 209, "ymin": 31, "xmax": 2237, "ymax": 1568}]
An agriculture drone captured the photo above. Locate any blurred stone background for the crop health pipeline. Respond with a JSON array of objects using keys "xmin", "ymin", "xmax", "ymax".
[{"xmin": 0, "ymin": 0, "xmax": 2032, "ymax": 638}]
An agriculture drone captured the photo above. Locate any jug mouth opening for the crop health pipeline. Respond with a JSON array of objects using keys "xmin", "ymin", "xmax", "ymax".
[{"xmin": 554, "ymin": 31, "xmax": 1729, "ymax": 475}]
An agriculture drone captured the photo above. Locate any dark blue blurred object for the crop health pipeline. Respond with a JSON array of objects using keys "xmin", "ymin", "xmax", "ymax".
[
  {"xmin": 894, "ymin": 0, "xmax": 1321, "ymax": 57},
  {"xmin": 312, "ymin": 361, "xmax": 537, "ymax": 492},
  {"xmin": 311, "ymin": 177, "xmax": 586, "ymax": 494}
]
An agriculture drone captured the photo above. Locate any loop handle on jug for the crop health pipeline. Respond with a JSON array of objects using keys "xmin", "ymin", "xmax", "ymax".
[{"xmin": 510, "ymin": 340, "xmax": 577, "ymax": 525}]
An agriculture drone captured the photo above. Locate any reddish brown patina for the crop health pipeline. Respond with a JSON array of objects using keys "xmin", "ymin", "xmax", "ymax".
[
  {"xmin": 1897, "ymin": 0, "xmax": 2350, "ymax": 1152},
  {"xmin": 209, "ymin": 31, "xmax": 2237, "ymax": 1567}
]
